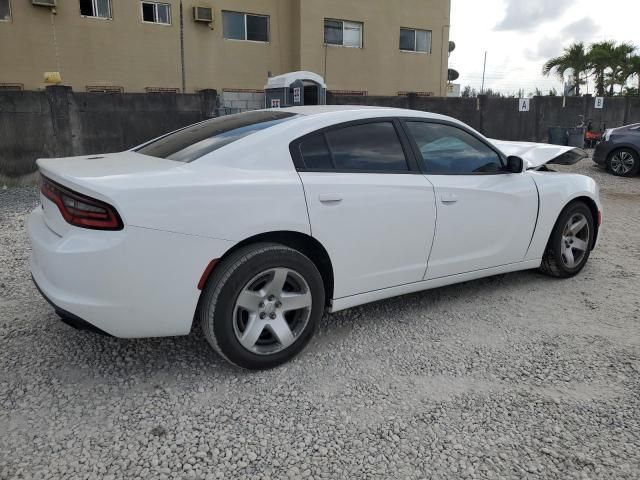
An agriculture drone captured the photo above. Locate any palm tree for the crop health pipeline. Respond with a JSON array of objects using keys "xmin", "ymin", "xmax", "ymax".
[
  {"xmin": 588, "ymin": 41, "xmax": 622, "ymax": 96},
  {"xmin": 605, "ymin": 42, "xmax": 636, "ymax": 95},
  {"xmin": 543, "ymin": 42, "xmax": 589, "ymax": 96},
  {"xmin": 623, "ymin": 54, "xmax": 640, "ymax": 96}
]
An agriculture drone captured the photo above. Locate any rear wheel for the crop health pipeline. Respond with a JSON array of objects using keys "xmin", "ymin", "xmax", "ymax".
[
  {"xmin": 540, "ymin": 202, "xmax": 594, "ymax": 278},
  {"xmin": 199, "ymin": 243, "xmax": 325, "ymax": 370},
  {"xmin": 607, "ymin": 148, "xmax": 640, "ymax": 177}
]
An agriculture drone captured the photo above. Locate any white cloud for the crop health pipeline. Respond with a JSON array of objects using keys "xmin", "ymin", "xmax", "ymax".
[
  {"xmin": 449, "ymin": 0, "xmax": 640, "ymax": 94},
  {"xmin": 560, "ymin": 17, "xmax": 600, "ymax": 42},
  {"xmin": 525, "ymin": 37, "xmax": 563, "ymax": 62},
  {"xmin": 494, "ymin": 0, "xmax": 576, "ymax": 31}
]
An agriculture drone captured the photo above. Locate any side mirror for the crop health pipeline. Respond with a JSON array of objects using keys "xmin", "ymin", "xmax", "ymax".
[{"xmin": 506, "ymin": 155, "xmax": 524, "ymax": 173}]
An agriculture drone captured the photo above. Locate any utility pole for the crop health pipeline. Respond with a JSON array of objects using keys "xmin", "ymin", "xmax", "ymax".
[
  {"xmin": 481, "ymin": 51, "xmax": 487, "ymax": 95},
  {"xmin": 179, "ymin": 0, "xmax": 186, "ymax": 93}
]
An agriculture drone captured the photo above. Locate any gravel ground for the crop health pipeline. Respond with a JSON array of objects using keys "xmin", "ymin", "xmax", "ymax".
[{"xmin": 1, "ymin": 158, "xmax": 639, "ymax": 480}]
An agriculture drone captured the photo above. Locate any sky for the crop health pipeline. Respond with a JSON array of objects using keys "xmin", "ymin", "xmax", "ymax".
[{"xmin": 449, "ymin": 0, "xmax": 640, "ymax": 95}]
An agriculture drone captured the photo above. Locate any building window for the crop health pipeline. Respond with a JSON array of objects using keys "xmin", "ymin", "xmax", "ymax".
[
  {"xmin": 222, "ymin": 11, "xmax": 269, "ymax": 42},
  {"xmin": 324, "ymin": 19, "xmax": 363, "ymax": 48},
  {"xmin": 399, "ymin": 28, "xmax": 432, "ymax": 53},
  {"xmin": 141, "ymin": 1, "xmax": 170, "ymax": 24},
  {"xmin": 80, "ymin": 0, "xmax": 112, "ymax": 19},
  {"xmin": 0, "ymin": 0, "xmax": 11, "ymax": 22}
]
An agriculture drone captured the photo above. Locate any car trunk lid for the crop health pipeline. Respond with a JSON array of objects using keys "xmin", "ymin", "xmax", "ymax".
[{"xmin": 36, "ymin": 151, "xmax": 182, "ymax": 235}]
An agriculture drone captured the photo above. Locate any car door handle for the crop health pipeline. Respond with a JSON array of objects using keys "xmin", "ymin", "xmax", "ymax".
[
  {"xmin": 319, "ymin": 193, "xmax": 343, "ymax": 203},
  {"xmin": 440, "ymin": 193, "xmax": 459, "ymax": 204}
]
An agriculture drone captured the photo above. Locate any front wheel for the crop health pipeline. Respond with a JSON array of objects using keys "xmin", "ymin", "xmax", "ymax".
[
  {"xmin": 199, "ymin": 243, "xmax": 325, "ymax": 370},
  {"xmin": 607, "ymin": 148, "xmax": 640, "ymax": 177},
  {"xmin": 540, "ymin": 202, "xmax": 594, "ymax": 278}
]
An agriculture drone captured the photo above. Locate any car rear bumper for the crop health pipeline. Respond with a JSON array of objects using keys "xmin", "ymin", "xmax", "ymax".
[
  {"xmin": 32, "ymin": 274, "xmax": 113, "ymax": 335},
  {"xmin": 28, "ymin": 207, "xmax": 235, "ymax": 338}
]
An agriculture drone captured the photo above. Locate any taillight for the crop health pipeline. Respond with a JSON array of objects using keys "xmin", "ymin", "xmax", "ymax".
[{"xmin": 40, "ymin": 175, "xmax": 123, "ymax": 230}]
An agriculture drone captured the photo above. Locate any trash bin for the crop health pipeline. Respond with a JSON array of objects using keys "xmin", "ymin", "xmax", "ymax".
[
  {"xmin": 566, "ymin": 127, "xmax": 585, "ymax": 148},
  {"xmin": 548, "ymin": 127, "xmax": 567, "ymax": 146}
]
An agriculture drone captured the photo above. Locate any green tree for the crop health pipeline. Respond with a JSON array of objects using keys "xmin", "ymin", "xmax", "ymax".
[
  {"xmin": 604, "ymin": 42, "xmax": 635, "ymax": 95},
  {"xmin": 587, "ymin": 40, "xmax": 619, "ymax": 97},
  {"xmin": 623, "ymin": 55, "xmax": 640, "ymax": 96},
  {"xmin": 461, "ymin": 85, "xmax": 478, "ymax": 98},
  {"xmin": 543, "ymin": 42, "xmax": 589, "ymax": 96}
]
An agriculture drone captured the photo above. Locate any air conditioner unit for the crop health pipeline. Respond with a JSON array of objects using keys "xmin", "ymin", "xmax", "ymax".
[
  {"xmin": 193, "ymin": 6, "xmax": 213, "ymax": 23},
  {"xmin": 32, "ymin": 0, "xmax": 56, "ymax": 6}
]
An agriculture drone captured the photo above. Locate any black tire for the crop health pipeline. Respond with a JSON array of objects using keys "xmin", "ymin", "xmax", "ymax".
[
  {"xmin": 199, "ymin": 243, "xmax": 325, "ymax": 370},
  {"xmin": 540, "ymin": 201, "xmax": 594, "ymax": 278},
  {"xmin": 606, "ymin": 148, "xmax": 640, "ymax": 177}
]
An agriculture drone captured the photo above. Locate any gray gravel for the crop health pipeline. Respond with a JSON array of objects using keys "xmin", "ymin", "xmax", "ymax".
[{"xmin": 1, "ymin": 159, "xmax": 639, "ymax": 480}]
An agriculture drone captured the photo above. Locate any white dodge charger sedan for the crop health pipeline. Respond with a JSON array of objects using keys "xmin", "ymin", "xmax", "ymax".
[{"xmin": 28, "ymin": 106, "xmax": 601, "ymax": 369}]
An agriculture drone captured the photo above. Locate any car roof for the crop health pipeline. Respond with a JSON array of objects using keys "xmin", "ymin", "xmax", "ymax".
[
  {"xmin": 275, "ymin": 105, "xmax": 459, "ymax": 124},
  {"xmin": 281, "ymin": 105, "xmax": 391, "ymax": 115}
]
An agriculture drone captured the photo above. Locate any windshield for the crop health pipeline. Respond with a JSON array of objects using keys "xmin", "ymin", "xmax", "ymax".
[{"xmin": 136, "ymin": 111, "xmax": 299, "ymax": 162}]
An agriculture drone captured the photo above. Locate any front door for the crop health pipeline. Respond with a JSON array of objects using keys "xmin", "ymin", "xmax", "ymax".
[{"xmin": 403, "ymin": 120, "xmax": 538, "ymax": 280}]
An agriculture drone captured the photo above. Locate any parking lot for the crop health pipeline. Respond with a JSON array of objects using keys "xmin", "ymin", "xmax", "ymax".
[{"xmin": 1, "ymin": 157, "xmax": 639, "ymax": 480}]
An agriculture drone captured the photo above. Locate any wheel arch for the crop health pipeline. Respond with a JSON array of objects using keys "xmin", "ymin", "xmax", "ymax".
[
  {"xmin": 200, "ymin": 231, "xmax": 335, "ymax": 307},
  {"xmin": 606, "ymin": 144, "xmax": 640, "ymax": 160},
  {"xmin": 563, "ymin": 196, "xmax": 600, "ymax": 250}
]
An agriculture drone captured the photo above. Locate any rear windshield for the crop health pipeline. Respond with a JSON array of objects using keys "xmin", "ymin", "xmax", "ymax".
[{"xmin": 136, "ymin": 111, "xmax": 298, "ymax": 162}]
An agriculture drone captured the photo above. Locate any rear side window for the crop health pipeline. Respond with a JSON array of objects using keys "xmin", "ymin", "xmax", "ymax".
[
  {"xmin": 299, "ymin": 134, "xmax": 334, "ymax": 169},
  {"xmin": 298, "ymin": 122, "xmax": 409, "ymax": 172},
  {"xmin": 136, "ymin": 111, "xmax": 298, "ymax": 163},
  {"xmin": 406, "ymin": 121, "xmax": 503, "ymax": 174}
]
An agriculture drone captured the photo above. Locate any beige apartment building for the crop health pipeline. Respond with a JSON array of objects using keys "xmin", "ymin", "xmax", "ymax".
[{"xmin": 0, "ymin": 0, "xmax": 450, "ymax": 108}]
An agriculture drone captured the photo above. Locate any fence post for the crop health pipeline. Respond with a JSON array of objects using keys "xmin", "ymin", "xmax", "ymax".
[
  {"xmin": 407, "ymin": 92, "xmax": 417, "ymax": 111},
  {"xmin": 44, "ymin": 85, "xmax": 74, "ymax": 158},
  {"xmin": 478, "ymin": 95, "xmax": 487, "ymax": 135},
  {"xmin": 623, "ymin": 96, "xmax": 630, "ymax": 125},
  {"xmin": 198, "ymin": 89, "xmax": 218, "ymax": 119}
]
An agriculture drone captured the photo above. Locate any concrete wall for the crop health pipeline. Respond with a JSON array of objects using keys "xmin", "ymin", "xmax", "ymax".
[
  {"xmin": 219, "ymin": 90, "xmax": 265, "ymax": 113},
  {"xmin": 328, "ymin": 94, "xmax": 640, "ymax": 142},
  {"xmin": 5, "ymin": 88, "xmax": 638, "ymax": 178},
  {"xmin": 0, "ymin": 86, "xmax": 217, "ymax": 177}
]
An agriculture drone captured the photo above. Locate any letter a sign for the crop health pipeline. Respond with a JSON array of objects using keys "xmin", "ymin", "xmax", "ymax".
[{"xmin": 519, "ymin": 98, "xmax": 530, "ymax": 112}]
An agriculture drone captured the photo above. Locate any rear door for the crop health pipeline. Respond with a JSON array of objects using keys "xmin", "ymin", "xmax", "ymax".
[
  {"xmin": 402, "ymin": 120, "xmax": 539, "ymax": 280},
  {"xmin": 292, "ymin": 119, "xmax": 437, "ymax": 298}
]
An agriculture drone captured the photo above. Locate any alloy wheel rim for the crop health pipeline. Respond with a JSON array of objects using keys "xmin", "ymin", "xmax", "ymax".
[
  {"xmin": 610, "ymin": 152, "xmax": 634, "ymax": 175},
  {"xmin": 232, "ymin": 268, "xmax": 312, "ymax": 355},
  {"xmin": 560, "ymin": 213, "xmax": 590, "ymax": 269}
]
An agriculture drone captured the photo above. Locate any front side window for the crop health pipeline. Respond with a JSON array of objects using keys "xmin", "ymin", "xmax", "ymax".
[
  {"xmin": 324, "ymin": 19, "xmax": 363, "ymax": 48},
  {"xmin": 406, "ymin": 122, "xmax": 503, "ymax": 174},
  {"xmin": 222, "ymin": 11, "xmax": 269, "ymax": 42},
  {"xmin": 0, "ymin": 0, "xmax": 11, "ymax": 21},
  {"xmin": 299, "ymin": 122, "xmax": 409, "ymax": 172},
  {"xmin": 136, "ymin": 111, "xmax": 297, "ymax": 163},
  {"xmin": 80, "ymin": 0, "xmax": 112, "ymax": 18},
  {"xmin": 142, "ymin": 1, "xmax": 170, "ymax": 24},
  {"xmin": 400, "ymin": 28, "xmax": 432, "ymax": 53}
]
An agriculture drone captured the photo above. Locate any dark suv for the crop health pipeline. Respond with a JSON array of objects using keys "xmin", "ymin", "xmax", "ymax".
[{"xmin": 594, "ymin": 123, "xmax": 640, "ymax": 177}]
